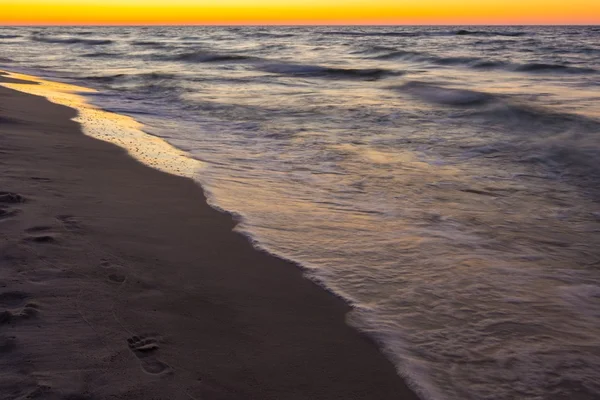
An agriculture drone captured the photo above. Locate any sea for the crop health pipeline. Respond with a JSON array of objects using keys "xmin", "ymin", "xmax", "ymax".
[{"xmin": 1, "ymin": 25, "xmax": 599, "ymax": 400}]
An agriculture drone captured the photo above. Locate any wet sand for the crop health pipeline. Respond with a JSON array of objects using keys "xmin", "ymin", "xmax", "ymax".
[{"xmin": 0, "ymin": 72, "xmax": 420, "ymax": 399}]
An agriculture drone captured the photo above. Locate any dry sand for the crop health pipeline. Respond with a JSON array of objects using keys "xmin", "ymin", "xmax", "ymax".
[{"xmin": 0, "ymin": 72, "xmax": 420, "ymax": 400}]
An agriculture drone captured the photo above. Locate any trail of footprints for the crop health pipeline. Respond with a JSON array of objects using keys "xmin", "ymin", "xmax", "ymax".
[
  {"xmin": 0, "ymin": 190, "xmax": 40, "ymax": 399},
  {"xmin": 1, "ymin": 189, "xmax": 171, "ymax": 377},
  {"xmin": 0, "ymin": 192, "xmax": 40, "ymax": 327},
  {"xmin": 101, "ymin": 258, "xmax": 171, "ymax": 375},
  {"xmin": 101, "ymin": 259, "xmax": 171, "ymax": 374}
]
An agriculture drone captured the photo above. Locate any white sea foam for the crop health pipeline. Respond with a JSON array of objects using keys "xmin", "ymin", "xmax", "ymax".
[{"xmin": 0, "ymin": 70, "xmax": 203, "ymax": 179}]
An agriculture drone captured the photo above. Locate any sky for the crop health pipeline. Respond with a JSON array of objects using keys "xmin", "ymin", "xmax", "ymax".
[{"xmin": 2, "ymin": 0, "xmax": 599, "ymax": 25}]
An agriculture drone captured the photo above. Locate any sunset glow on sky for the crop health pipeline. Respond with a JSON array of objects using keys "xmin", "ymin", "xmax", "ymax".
[{"xmin": 2, "ymin": 0, "xmax": 599, "ymax": 25}]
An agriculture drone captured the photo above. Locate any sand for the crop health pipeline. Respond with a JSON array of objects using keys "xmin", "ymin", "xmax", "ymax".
[{"xmin": 0, "ymin": 72, "xmax": 420, "ymax": 400}]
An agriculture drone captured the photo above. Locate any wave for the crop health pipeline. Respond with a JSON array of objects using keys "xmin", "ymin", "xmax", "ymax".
[
  {"xmin": 155, "ymin": 50, "xmax": 257, "ymax": 63},
  {"xmin": 518, "ymin": 142, "xmax": 600, "ymax": 180},
  {"xmin": 370, "ymin": 49, "xmax": 503, "ymax": 70},
  {"xmin": 440, "ymin": 59, "xmax": 596, "ymax": 74},
  {"xmin": 80, "ymin": 73, "xmax": 128, "ymax": 83},
  {"xmin": 371, "ymin": 50, "xmax": 428, "ymax": 61},
  {"xmin": 258, "ymin": 43, "xmax": 291, "ymax": 51},
  {"xmin": 0, "ymin": 57, "xmax": 14, "ymax": 63},
  {"xmin": 0, "ymin": 34, "xmax": 21, "ymax": 39},
  {"xmin": 70, "ymin": 31, "xmax": 95, "ymax": 36},
  {"xmin": 41, "ymin": 29, "xmax": 95, "ymax": 36},
  {"xmin": 130, "ymin": 40, "xmax": 170, "ymax": 49},
  {"xmin": 514, "ymin": 63, "xmax": 596, "ymax": 74},
  {"xmin": 467, "ymin": 102, "xmax": 600, "ymax": 188},
  {"xmin": 80, "ymin": 72, "xmax": 178, "ymax": 84},
  {"xmin": 258, "ymin": 63, "xmax": 400, "ymax": 80},
  {"xmin": 321, "ymin": 30, "xmax": 420, "ymax": 37},
  {"xmin": 394, "ymin": 81, "xmax": 600, "ymax": 190},
  {"xmin": 80, "ymin": 72, "xmax": 186, "ymax": 99},
  {"xmin": 368, "ymin": 49, "xmax": 486, "ymax": 67},
  {"xmin": 455, "ymin": 29, "xmax": 526, "ymax": 37},
  {"xmin": 31, "ymin": 36, "xmax": 114, "ymax": 45},
  {"xmin": 81, "ymin": 52, "xmax": 122, "ymax": 58},
  {"xmin": 368, "ymin": 48, "xmax": 596, "ymax": 75},
  {"xmin": 393, "ymin": 81, "xmax": 494, "ymax": 106},
  {"xmin": 397, "ymin": 81, "xmax": 600, "ymax": 133},
  {"xmin": 433, "ymin": 56, "xmax": 482, "ymax": 66},
  {"xmin": 249, "ymin": 32, "xmax": 296, "ymax": 38},
  {"xmin": 322, "ymin": 29, "xmax": 526, "ymax": 38},
  {"xmin": 476, "ymin": 100, "xmax": 600, "ymax": 132},
  {"xmin": 471, "ymin": 60, "xmax": 507, "ymax": 69}
]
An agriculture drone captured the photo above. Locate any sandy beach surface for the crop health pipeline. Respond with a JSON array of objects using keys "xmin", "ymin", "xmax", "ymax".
[{"xmin": 0, "ymin": 71, "xmax": 420, "ymax": 399}]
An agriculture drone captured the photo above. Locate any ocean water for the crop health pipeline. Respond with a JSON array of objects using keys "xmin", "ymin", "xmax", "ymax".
[{"xmin": 2, "ymin": 26, "xmax": 600, "ymax": 400}]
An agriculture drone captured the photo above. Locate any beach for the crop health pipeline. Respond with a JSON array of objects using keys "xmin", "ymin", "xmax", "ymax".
[{"xmin": 0, "ymin": 72, "xmax": 420, "ymax": 399}]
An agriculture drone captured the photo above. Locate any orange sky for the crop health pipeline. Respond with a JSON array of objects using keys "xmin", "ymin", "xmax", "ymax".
[{"xmin": 2, "ymin": 0, "xmax": 599, "ymax": 25}]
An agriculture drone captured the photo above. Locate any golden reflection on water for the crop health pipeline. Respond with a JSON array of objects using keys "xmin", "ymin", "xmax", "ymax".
[{"xmin": 0, "ymin": 70, "xmax": 204, "ymax": 178}]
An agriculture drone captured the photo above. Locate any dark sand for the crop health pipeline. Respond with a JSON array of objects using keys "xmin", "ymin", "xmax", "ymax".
[{"xmin": 0, "ymin": 72, "xmax": 420, "ymax": 400}]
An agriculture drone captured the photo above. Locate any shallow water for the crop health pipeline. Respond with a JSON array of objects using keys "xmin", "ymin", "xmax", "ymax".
[{"xmin": 2, "ymin": 26, "xmax": 600, "ymax": 400}]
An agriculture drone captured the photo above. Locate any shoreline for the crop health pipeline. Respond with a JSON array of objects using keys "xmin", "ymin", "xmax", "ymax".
[{"xmin": 0, "ymin": 71, "xmax": 421, "ymax": 399}]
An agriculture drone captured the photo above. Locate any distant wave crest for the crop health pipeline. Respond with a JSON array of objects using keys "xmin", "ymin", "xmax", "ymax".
[
  {"xmin": 515, "ymin": 63, "xmax": 597, "ymax": 74},
  {"xmin": 369, "ymin": 48, "xmax": 597, "ymax": 75},
  {"xmin": 81, "ymin": 52, "xmax": 122, "ymax": 58},
  {"xmin": 322, "ymin": 29, "xmax": 527, "ymax": 38},
  {"xmin": 31, "ymin": 36, "xmax": 114, "ymax": 45},
  {"xmin": 258, "ymin": 63, "xmax": 400, "ymax": 80},
  {"xmin": 154, "ymin": 50, "xmax": 257, "ymax": 63},
  {"xmin": 455, "ymin": 29, "xmax": 527, "ymax": 37},
  {"xmin": 81, "ymin": 72, "xmax": 177, "ymax": 84}
]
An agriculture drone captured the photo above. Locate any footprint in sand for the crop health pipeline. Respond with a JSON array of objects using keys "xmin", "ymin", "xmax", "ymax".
[
  {"xmin": 0, "ymin": 207, "xmax": 20, "ymax": 221},
  {"xmin": 23, "ymin": 234, "xmax": 58, "ymax": 243},
  {"xmin": 0, "ymin": 192, "xmax": 24, "ymax": 221},
  {"xmin": 99, "ymin": 261, "xmax": 127, "ymax": 284},
  {"xmin": 107, "ymin": 272, "xmax": 126, "ymax": 284},
  {"xmin": 127, "ymin": 334, "xmax": 171, "ymax": 375},
  {"xmin": 23, "ymin": 226, "xmax": 59, "ymax": 244},
  {"xmin": 57, "ymin": 214, "xmax": 82, "ymax": 232},
  {"xmin": 0, "ymin": 192, "xmax": 26, "ymax": 204},
  {"xmin": 0, "ymin": 291, "xmax": 40, "ymax": 325},
  {"xmin": 0, "ymin": 303, "xmax": 40, "ymax": 324}
]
